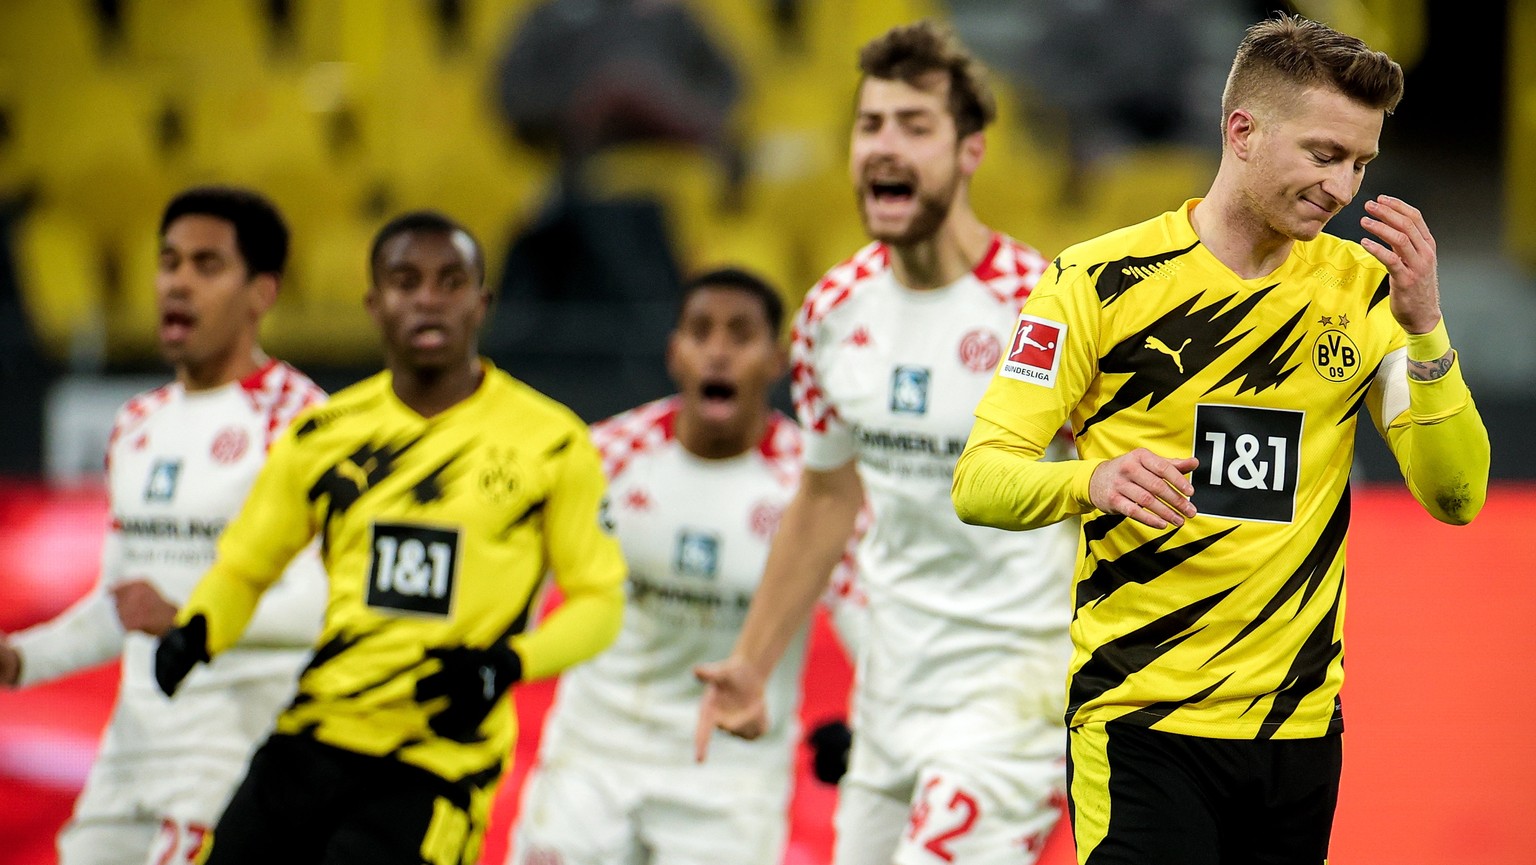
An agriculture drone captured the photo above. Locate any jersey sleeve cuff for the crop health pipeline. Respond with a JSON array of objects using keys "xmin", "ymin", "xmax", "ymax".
[
  {"xmin": 1405, "ymin": 319, "xmax": 1451, "ymax": 362},
  {"xmin": 1407, "ymin": 355, "xmax": 1472, "ymax": 422},
  {"xmin": 801, "ymin": 429, "xmax": 857, "ymax": 472},
  {"xmin": 1070, "ymin": 458, "xmax": 1108, "ymax": 513}
]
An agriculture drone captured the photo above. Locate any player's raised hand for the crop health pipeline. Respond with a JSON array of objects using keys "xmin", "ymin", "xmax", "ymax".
[
  {"xmin": 1089, "ymin": 448, "xmax": 1199, "ymax": 529},
  {"xmin": 693, "ymin": 655, "xmax": 769, "ymax": 762},
  {"xmin": 111, "ymin": 579, "xmax": 178, "ymax": 637},
  {"xmin": 1360, "ymin": 195, "xmax": 1441, "ymax": 334}
]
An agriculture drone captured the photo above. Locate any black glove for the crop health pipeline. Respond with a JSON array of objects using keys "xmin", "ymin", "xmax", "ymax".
[
  {"xmin": 154, "ymin": 614, "xmax": 211, "ymax": 697},
  {"xmin": 414, "ymin": 642, "xmax": 523, "ymax": 741},
  {"xmin": 806, "ymin": 718, "xmax": 853, "ymax": 785}
]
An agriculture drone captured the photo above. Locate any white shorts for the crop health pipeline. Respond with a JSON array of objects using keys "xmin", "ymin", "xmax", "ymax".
[
  {"xmin": 57, "ymin": 816, "xmax": 158, "ymax": 865},
  {"xmin": 834, "ymin": 677, "xmax": 1068, "ymax": 865},
  {"xmin": 508, "ymin": 745, "xmax": 792, "ymax": 865},
  {"xmin": 60, "ymin": 756, "xmax": 239, "ymax": 865}
]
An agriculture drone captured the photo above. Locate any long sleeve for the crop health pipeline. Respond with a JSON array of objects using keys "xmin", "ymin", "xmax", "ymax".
[
  {"xmin": 953, "ymin": 260, "xmax": 1105, "ymax": 532},
  {"xmin": 235, "ymin": 543, "xmax": 326, "ymax": 649},
  {"xmin": 953, "ymin": 417, "xmax": 1104, "ymax": 531},
  {"xmin": 178, "ymin": 427, "xmax": 319, "ymax": 656},
  {"xmin": 12, "ymin": 514, "xmax": 127, "ymax": 685},
  {"xmin": 510, "ymin": 433, "xmax": 627, "ymax": 681},
  {"xmin": 1372, "ymin": 321, "xmax": 1490, "ymax": 525}
]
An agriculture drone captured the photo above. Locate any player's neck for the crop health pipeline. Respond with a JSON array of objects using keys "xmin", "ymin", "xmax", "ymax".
[
  {"xmin": 390, "ymin": 357, "xmax": 485, "ymax": 419},
  {"xmin": 1195, "ymin": 177, "xmax": 1295, "ymax": 279},
  {"xmin": 675, "ymin": 404, "xmax": 768, "ymax": 461},
  {"xmin": 887, "ymin": 206, "xmax": 993, "ymax": 291},
  {"xmin": 177, "ymin": 346, "xmax": 269, "ymax": 393}
]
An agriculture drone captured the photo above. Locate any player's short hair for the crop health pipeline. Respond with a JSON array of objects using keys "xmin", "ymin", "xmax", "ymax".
[
  {"xmin": 368, "ymin": 210, "xmax": 485, "ymax": 286},
  {"xmin": 678, "ymin": 266, "xmax": 785, "ymax": 338},
  {"xmin": 858, "ymin": 20, "xmax": 997, "ymax": 139},
  {"xmin": 1222, "ymin": 14, "xmax": 1404, "ymax": 131},
  {"xmin": 159, "ymin": 185, "xmax": 289, "ymax": 278}
]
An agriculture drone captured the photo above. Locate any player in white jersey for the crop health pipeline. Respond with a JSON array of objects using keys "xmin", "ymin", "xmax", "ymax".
[
  {"xmin": 696, "ymin": 22, "xmax": 1078, "ymax": 865},
  {"xmin": 509, "ymin": 267, "xmax": 855, "ymax": 865},
  {"xmin": 0, "ymin": 187, "xmax": 326, "ymax": 865}
]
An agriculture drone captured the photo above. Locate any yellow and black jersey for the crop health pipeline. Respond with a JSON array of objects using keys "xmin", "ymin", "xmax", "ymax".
[
  {"xmin": 956, "ymin": 200, "xmax": 1487, "ymax": 740},
  {"xmin": 179, "ymin": 361, "xmax": 626, "ymax": 785}
]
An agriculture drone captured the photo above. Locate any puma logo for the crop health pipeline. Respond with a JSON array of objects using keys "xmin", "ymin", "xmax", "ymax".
[
  {"xmin": 1052, "ymin": 258, "xmax": 1077, "ymax": 280},
  {"xmin": 335, "ymin": 457, "xmax": 374, "ymax": 492},
  {"xmin": 1145, "ymin": 336, "xmax": 1192, "ymax": 373}
]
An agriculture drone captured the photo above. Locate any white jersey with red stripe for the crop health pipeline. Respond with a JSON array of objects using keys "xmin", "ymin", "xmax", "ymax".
[
  {"xmin": 790, "ymin": 235, "xmax": 1077, "ymax": 711},
  {"xmin": 12, "ymin": 360, "xmax": 327, "ymax": 798},
  {"xmin": 539, "ymin": 397, "xmax": 829, "ymax": 767}
]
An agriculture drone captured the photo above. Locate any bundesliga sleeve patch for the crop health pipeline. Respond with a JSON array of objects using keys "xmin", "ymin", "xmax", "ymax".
[{"xmin": 999, "ymin": 315, "xmax": 1066, "ymax": 387}]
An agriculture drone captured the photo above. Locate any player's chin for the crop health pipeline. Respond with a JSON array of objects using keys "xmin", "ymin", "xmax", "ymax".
[
  {"xmin": 157, "ymin": 340, "xmax": 193, "ymax": 368},
  {"xmin": 1287, "ymin": 219, "xmax": 1328, "ymax": 242},
  {"xmin": 395, "ymin": 343, "xmax": 463, "ymax": 372},
  {"xmin": 863, "ymin": 219, "xmax": 926, "ymax": 246}
]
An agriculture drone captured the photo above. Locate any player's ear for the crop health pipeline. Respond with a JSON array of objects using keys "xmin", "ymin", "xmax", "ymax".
[
  {"xmin": 249, "ymin": 273, "xmax": 279, "ymax": 318},
  {"xmin": 1227, "ymin": 109, "xmax": 1257, "ymax": 160},
  {"xmin": 958, "ymin": 130, "xmax": 985, "ymax": 176},
  {"xmin": 363, "ymin": 285, "xmax": 382, "ymax": 328}
]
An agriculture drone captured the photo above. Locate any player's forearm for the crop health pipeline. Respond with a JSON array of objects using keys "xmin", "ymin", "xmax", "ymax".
[
  {"xmin": 952, "ymin": 417, "xmax": 1102, "ymax": 530},
  {"xmin": 1388, "ymin": 324, "xmax": 1489, "ymax": 525},
  {"xmin": 237, "ymin": 550, "xmax": 326, "ymax": 649},
  {"xmin": 10, "ymin": 590, "xmax": 124, "ymax": 686},
  {"xmin": 511, "ymin": 582, "xmax": 625, "ymax": 681},
  {"xmin": 733, "ymin": 474, "xmax": 861, "ymax": 675},
  {"xmin": 178, "ymin": 560, "xmax": 269, "ymax": 656}
]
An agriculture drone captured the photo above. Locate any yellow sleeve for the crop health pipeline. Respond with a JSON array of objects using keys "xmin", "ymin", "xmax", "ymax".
[
  {"xmin": 178, "ymin": 424, "xmax": 320, "ymax": 655},
  {"xmin": 510, "ymin": 431, "xmax": 627, "ymax": 680},
  {"xmin": 954, "ymin": 417, "xmax": 1105, "ymax": 530},
  {"xmin": 1381, "ymin": 321, "xmax": 1490, "ymax": 525},
  {"xmin": 952, "ymin": 262, "xmax": 1104, "ymax": 531}
]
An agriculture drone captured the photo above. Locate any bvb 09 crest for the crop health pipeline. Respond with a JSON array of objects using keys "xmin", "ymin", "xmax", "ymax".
[
  {"xmin": 1311, "ymin": 328, "xmax": 1360, "ymax": 383},
  {"xmin": 477, "ymin": 447, "xmax": 522, "ymax": 505}
]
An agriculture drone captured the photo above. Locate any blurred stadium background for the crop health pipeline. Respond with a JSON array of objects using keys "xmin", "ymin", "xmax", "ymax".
[{"xmin": 1, "ymin": 1, "xmax": 1533, "ymax": 863}]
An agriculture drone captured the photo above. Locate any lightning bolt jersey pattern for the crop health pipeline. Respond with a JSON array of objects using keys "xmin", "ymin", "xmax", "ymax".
[
  {"xmin": 177, "ymin": 363, "xmax": 626, "ymax": 794},
  {"xmin": 966, "ymin": 200, "xmax": 1488, "ymax": 739}
]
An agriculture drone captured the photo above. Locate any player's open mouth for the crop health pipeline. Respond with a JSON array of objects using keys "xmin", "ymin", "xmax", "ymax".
[
  {"xmin": 410, "ymin": 323, "xmax": 449, "ymax": 350},
  {"xmin": 700, "ymin": 380, "xmax": 739, "ymax": 420},
  {"xmin": 865, "ymin": 177, "xmax": 917, "ymax": 221},
  {"xmin": 869, "ymin": 180, "xmax": 914, "ymax": 202},
  {"xmin": 159, "ymin": 310, "xmax": 196, "ymax": 343}
]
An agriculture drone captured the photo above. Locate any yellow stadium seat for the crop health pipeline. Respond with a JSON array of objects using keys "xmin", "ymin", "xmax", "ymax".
[
  {"xmin": 1077, "ymin": 145, "xmax": 1217, "ymax": 235},
  {"xmin": 0, "ymin": 1, "xmax": 103, "ymax": 74},
  {"xmin": 263, "ymin": 215, "xmax": 379, "ymax": 364},
  {"xmin": 13, "ymin": 208, "xmax": 107, "ymax": 362},
  {"xmin": 380, "ymin": 67, "xmax": 549, "ymax": 252},
  {"xmin": 110, "ymin": 218, "xmax": 166, "ymax": 360},
  {"xmin": 21, "ymin": 72, "xmax": 179, "ymax": 242},
  {"xmin": 120, "ymin": 0, "xmax": 268, "ymax": 84},
  {"xmin": 682, "ymin": 202, "xmax": 797, "ymax": 304}
]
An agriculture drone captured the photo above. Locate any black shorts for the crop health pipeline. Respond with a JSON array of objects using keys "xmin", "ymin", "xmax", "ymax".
[
  {"xmin": 1068, "ymin": 721, "xmax": 1342, "ymax": 865},
  {"xmin": 205, "ymin": 734, "xmax": 488, "ymax": 865}
]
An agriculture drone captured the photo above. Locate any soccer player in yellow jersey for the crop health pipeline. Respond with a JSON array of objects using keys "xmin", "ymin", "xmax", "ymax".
[
  {"xmin": 150, "ymin": 211, "xmax": 627, "ymax": 865},
  {"xmin": 952, "ymin": 14, "xmax": 1489, "ymax": 865}
]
